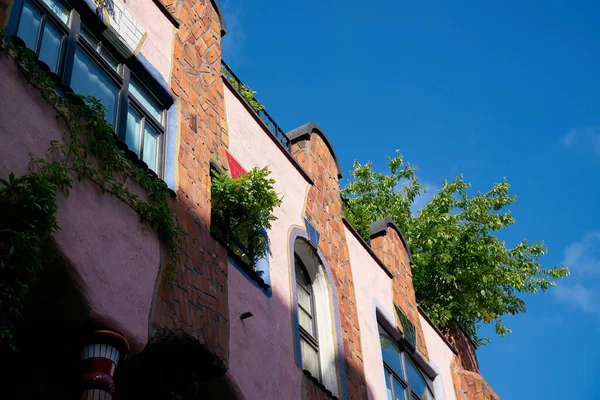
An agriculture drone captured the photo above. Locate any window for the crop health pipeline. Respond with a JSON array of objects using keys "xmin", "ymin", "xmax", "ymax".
[
  {"xmin": 16, "ymin": 0, "xmax": 69, "ymax": 74},
  {"xmin": 380, "ymin": 329, "xmax": 435, "ymax": 400},
  {"xmin": 292, "ymin": 238, "xmax": 341, "ymax": 397},
  {"xmin": 295, "ymin": 254, "xmax": 320, "ymax": 380},
  {"xmin": 9, "ymin": 0, "xmax": 169, "ymax": 177}
]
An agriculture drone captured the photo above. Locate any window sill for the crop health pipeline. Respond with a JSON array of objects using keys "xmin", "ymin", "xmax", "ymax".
[{"xmin": 211, "ymin": 232, "xmax": 271, "ymax": 292}]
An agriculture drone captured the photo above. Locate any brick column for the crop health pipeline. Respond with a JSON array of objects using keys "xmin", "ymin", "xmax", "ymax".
[
  {"xmin": 150, "ymin": 0, "xmax": 230, "ymax": 371},
  {"xmin": 370, "ymin": 219, "xmax": 429, "ymax": 359},
  {"xmin": 290, "ymin": 129, "xmax": 368, "ymax": 400}
]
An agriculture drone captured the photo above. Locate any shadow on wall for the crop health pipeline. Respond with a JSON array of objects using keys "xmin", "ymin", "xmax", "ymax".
[
  {"xmin": 0, "ymin": 189, "xmax": 379, "ymax": 400},
  {"xmin": 0, "ymin": 248, "xmax": 98, "ymax": 399}
]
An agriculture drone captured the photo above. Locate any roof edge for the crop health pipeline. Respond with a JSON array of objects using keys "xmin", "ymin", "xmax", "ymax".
[
  {"xmin": 285, "ymin": 122, "xmax": 343, "ymax": 179},
  {"xmin": 369, "ymin": 217, "xmax": 414, "ymax": 265},
  {"xmin": 210, "ymin": 0, "xmax": 227, "ymax": 36}
]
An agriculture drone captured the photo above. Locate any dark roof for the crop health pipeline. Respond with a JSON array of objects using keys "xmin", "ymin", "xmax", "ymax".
[
  {"xmin": 369, "ymin": 217, "xmax": 414, "ymax": 265},
  {"xmin": 211, "ymin": 0, "xmax": 227, "ymax": 36},
  {"xmin": 285, "ymin": 122, "xmax": 342, "ymax": 179}
]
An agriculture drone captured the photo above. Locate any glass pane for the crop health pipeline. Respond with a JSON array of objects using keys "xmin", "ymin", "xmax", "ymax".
[
  {"xmin": 384, "ymin": 369, "xmax": 393, "ymax": 400},
  {"xmin": 299, "ymin": 309, "xmax": 314, "ymax": 334},
  {"xmin": 17, "ymin": 0, "xmax": 42, "ymax": 50},
  {"xmin": 100, "ymin": 47, "xmax": 119, "ymax": 71},
  {"xmin": 79, "ymin": 28, "xmax": 99, "ymax": 48},
  {"xmin": 129, "ymin": 78, "xmax": 163, "ymax": 123},
  {"xmin": 38, "ymin": 21, "xmax": 63, "ymax": 73},
  {"xmin": 41, "ymin": 0, "xmax": 69, "ymax": 23},
  {"xmin": 71, "ymin": 47, "xmax": 119, "ymax": 126},
  {"xmin": 125, "ymin": 106, "xmax": 142, "ymax": 153},
  {"xmin": 142, "ymin": 123, "xmax": 159, "ymax": 171},
  {"xmin": 405, "ymin": 357, "xmax": 428, "ymax": 398},
  {"xmin": 295, "ymin": 256, "xmax": 310, "ymax": 286},
  {"xmin": 380, "ymin": 334, "xmax": 404, "ymax": 377},
  {"xmin": 300, "ymin": 338, "xmax": 319, "ymax": 379},
  {"xmin": 393, "ymin": 378, "xmax": 406, "ymax": 400},
  {"xmin": 298, "ymin": 286, "xmax": 312, "ymax": 312}
]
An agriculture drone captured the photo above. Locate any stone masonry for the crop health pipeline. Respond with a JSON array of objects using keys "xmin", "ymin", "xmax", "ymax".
[
  {"xmin": 290, "ymin": 132, "xmax": 369, "ymax": 400},
  {"xmin": 150, "ymin": 0, "xmax": 231, "ymax": 371},
  {"xmin": 370, "ymin": 225, "xmax": 429, "ymax": 359}
]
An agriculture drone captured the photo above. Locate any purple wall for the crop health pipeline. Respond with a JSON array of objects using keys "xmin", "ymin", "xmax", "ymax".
[{"xmin": 0, "ymin": 57, "xmax": 161, "ymax": 353}]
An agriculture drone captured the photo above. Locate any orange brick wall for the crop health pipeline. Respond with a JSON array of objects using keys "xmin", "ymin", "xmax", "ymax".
[
  {"xmin": 291, "ymin": 134, "xmax": 368, "ymax": 400},
  {"xmin": 150, "ymin": 0, "xmax": 231, "ymax": 371},
  {"xmin": 370, "ymin": 229, "xmax": 429, "ymax": 359},
  {"xmin": 444, "ymin": 321, "xmax": 499, "ymax": 400}
]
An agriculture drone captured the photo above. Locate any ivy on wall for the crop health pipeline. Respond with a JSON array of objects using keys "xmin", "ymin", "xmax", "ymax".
[{"xmin": 0, "ymin": 30, "xmax": 183, "ymax": 349}]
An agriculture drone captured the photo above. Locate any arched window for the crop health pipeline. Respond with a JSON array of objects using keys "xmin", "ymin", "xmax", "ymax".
[
  {"xmin": 295, "ymin": 255, "xmax": 320, "ymax": 380},
  {"xmin": 292, "ymin": 238, "xmax": 340, "ymax": 397}
]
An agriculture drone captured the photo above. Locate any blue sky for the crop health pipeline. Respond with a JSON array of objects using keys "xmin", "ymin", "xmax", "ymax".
[{"xmin": 220, "ymin": 0, "xmax": 600, "ymax": 398}]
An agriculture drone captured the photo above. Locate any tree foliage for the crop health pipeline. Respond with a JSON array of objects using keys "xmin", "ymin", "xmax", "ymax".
[{"xmin": 342, "ymin": 151, "xmax": 569, "ymax": 345}]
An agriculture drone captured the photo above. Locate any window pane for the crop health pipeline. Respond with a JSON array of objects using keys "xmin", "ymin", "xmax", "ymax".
[
  {"xmin": 38, "ymin": 21, "xmax": 63, "ymax": 73},
  {"xmin": 79, "ymin": 28, "xmax": 99, "ymax": 48},
  {"xmin": 100, "ymin": 47, "xmax": 119, "ymax": 71},
  {"xmin": 298, "ymin": 286, "xmax": 312, "ymax": 312},
  {"xmin": 384, "ymin": 369, "xmax": 393, "ymax": 400},
  {"xmin": 125, "ymin": 106, "xmax": 142, "ymax": 153},
  {"xmin": 17, "ymin": 0, "xmax": 42, "ymax": 50},
  {"xmin": 41, "ymin": 0, "xmax": 69, "ymax": 23},
  {"xmin": 380, "ymin": 334, "xmax": 404, "ymax": 377},
  {"xmin": 393, "ymin": 378, "xmax": 406, "ymax": 400},
  {"xmin": 295, "ymin": 260, "xmax": 310, "ymax": 287},
  {"xmin": 299, "ymin": 309, "xmax": 314, "ymax": 334},
  {"xmin": 405, "ymin": 357, "xmax": 428, "ymax": 398},
  {"xmin": 71, "ymin": 47, "xmax": 119, "ymax": 126},
  {"xmin": 300, "ymin": 338, "xmax": 319, "ymax": 379},
  {"xmin": 129, "ymin": 78, "xmax": 163, "ymax": 123},
  {"xmin": 142, "ymin": 123, "xmax": 159, "ymax": 171}
]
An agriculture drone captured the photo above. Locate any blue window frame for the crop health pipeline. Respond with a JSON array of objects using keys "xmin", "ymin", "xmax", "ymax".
[
  {"xmin": 380, "ymin": 329, "xmax": 435, "ymax": 400},
  {"xmin": 16, "ymin": 0, "xmax": 69, "ymax": 74},
  {"xmin": 8, "ymin": 0, "xmax": 168, "ymax": 177}
]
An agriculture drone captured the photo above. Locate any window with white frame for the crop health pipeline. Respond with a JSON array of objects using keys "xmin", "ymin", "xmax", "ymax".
[
  {"xmin": 380, "ymin": 328, "xmax": 435, "ymax": 400},
  {"xmin": 9, "ymin": 0, "xmax": 169, "ymax": 177},
  {"xmin": 295, "ymin": 254, "xmax": 321, "ymax": 380},
  {"xmin": 293, "ymin": 238, "xmax": 340, "ymax": 397}
]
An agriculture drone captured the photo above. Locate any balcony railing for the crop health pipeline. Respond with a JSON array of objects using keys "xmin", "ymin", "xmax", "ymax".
[{"xmin": 221, "ymin": 60, "xmax": 290, "ymax": 149}]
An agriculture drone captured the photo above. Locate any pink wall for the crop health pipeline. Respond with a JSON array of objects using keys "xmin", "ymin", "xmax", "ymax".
[
  {"xmin": 122, "ymin": 0, "xmax": 174, "ymax": 81},
  {"xmin": 0, "ymin": 57, "xmax": 161, "ymax": 353},
  {"xmin": 345, "ymin": 226, "xmax": 395, "ymax": 400},
  {"xmin": 224, "ymin": 82, "xmax": 311, "ymax": 399},
  {"xmin": 420, "ymin": 313, "xmax": 457, "ymax": 400}
]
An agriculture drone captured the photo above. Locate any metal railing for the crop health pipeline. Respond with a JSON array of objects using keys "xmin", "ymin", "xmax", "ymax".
[{"xmin": 221, "ymin": 60, "xmax": 290, "ymax": 149}]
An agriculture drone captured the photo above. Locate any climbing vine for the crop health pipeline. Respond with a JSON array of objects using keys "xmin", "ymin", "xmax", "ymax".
[{"xmin": 0, "ymin": 29, "xmax": 182, "ymax": 349}]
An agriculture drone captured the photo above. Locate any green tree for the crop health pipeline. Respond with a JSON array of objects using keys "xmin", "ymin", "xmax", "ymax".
[{"xmin": 342, "ymin": 151, "xmax": 569, "ymax": 346}]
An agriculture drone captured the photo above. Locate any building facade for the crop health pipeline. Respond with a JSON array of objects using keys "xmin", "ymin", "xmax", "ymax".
[{"xmin": 0, "ymin": 0, "xmax": 498, "ymax": 399}]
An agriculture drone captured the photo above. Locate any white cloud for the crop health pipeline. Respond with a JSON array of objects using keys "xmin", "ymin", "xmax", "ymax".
[
  {"xmin": 562, "ymin": 231, "xmax": 600, "ymax": 276},
  {"xmin": 561, "ymin": 126, "xmax": 600, "ymax": 158},
  {"xmin": 561, "ymin": 129, "xmax": 578, "ymax": 148},
  {"xmin": 554, "ymin": 231, "xmax": 600, "ymax": 316},
  {"xmin": 552, "ymin": 283, "xmax": 600, "ymax": 316},
  {"xmin": 220, "ymin": 0, "xmax": 246, "ymax": 64}
]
